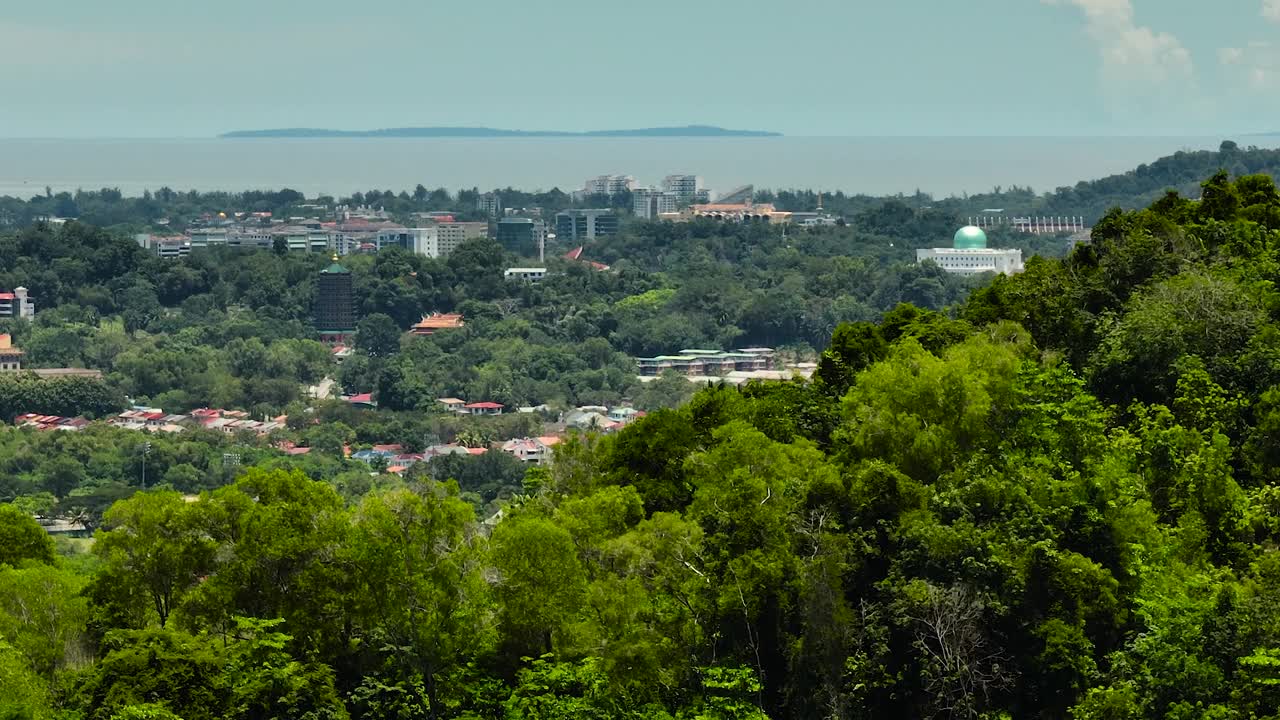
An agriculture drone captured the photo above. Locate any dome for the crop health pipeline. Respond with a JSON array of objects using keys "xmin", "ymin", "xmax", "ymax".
[{"xmin": 954, "ymin": 226, "xmax": 988, "ymax": 250}]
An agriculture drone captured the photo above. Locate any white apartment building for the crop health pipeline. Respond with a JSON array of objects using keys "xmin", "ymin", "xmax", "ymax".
[
  {"xmin": 583, "ymin": 174, "xmax": 636, "ymax": 196},
  {"xmin": 0, "ymin": 287, "xmax": 34, "ymax": 320},
  {"xmin": 633, "ymin": 188, "xmax": 680, "ymax": 219},
  {"xmin": 663, "ymin": 174, "xmax": 709, "ymax": 202},
  {"xmin": 377, "ymin": 228, "xmax": 443, "ymax": 257}
]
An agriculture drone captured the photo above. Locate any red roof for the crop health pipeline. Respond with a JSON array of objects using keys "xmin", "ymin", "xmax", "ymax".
[
  {"xmin": 465, "ymin": 402, "xmax": 503, "ymax": 409},
  {"xmin": 411, "ymin": 313, "xmax": 465, "ymax": 331},
  {"xmin": 562, "ymin": 246, "xmax": 610, "ymax": 271},
  {"xmin": 466, "ymin": 448, "xmax": 488, "ymax": 455},
  {"xmin": 0, "ymin": 293, "xmax": 14, "ymax": 300},
  {"xmin": 285, "ymin": 447, "xmax": 312, "ymax": 456},
  {"xmin": 349, "ymin": 393, "xmax": 374, "ymax": 404}
]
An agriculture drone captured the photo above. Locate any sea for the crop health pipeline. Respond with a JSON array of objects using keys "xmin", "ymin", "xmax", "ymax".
[{"xmin": 0, "ymin": 136, "xmax": 1273, "ymax": 200}]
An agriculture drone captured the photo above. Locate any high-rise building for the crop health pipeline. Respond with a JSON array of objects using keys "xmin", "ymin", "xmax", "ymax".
[
  {"xmin": 555, "ymin": 209, "xmax": 619, "ymax": 241},
  {"xmin": 315, "ymin": 257, "xmax": 357, "ymax": 345},
  {"xmin": 496, "ymin": 218, "xmax": 547, "ymax": 260},
  {"xmin": 633, "ymin": 188, "xmax": 680, "ymax": 220},
  {"xmin": 583, "ymin": 175, "xmax": 636, "ymax": 196},
  {"xmin": 477, "ymin": 193, "xmax": 503, "ymax": 218},
  {"xmin": 0, "ymin": 287, "xmax": 35, "ymax": 320},
  {"xmin": 663, "ymin": 174, "xmax": 708, "ymax": 202}
]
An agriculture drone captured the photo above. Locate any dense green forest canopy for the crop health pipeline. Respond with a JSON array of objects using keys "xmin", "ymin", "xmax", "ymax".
[
  {"xmin": 6, "ymin": 170, "xmax": 1280, "ymax": 719},
  {"xmin": 0, "ymin": 213, "xmax": 1008, "ymax": 416}
]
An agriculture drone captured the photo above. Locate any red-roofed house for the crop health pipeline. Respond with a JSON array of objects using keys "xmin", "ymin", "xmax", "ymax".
[
  {"xmin": 348, "ymin": 393, "xmax": 375, "ymax": 407},
  {"xmin": 466, "ymin": 447, "xmax": 488, "ymax": 455},
  {"xmin": 462, "ymin": 402, "xmax": 504, "ymax": 416},
  {"xmin": 501, "ymin": 436, "xmax": 560, "ymax": 464}
]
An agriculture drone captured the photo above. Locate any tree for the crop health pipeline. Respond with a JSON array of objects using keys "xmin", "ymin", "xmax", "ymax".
[
  {"xmin": 351, "ymin": 486, "xmax": 487, "ymax": 719},
  {"xmin": 0, "ymin": 564, "xmax": 89, "ymax": 678},
  {"xmin": 222, "ymin": 617, "xmax": 349, "ymax": 720},
  {"xmin": 490, "ymin": 515, "xmax": 586, "ymax": 657},
  {"xmin": 75, "ymin": 628, "xmax": 224, "ymax": 720},
  {"xmin": 181, "ymin": 469, "xmax": 353, "ymax": 654},
  {"xmin": 633, "ymin": 371, "xmax": 696, "ymax": 412},
  {"xmin": 0, "ymin": 504, "xmax": 55, "ymax": 568},
  {"xmin": 356, "ymin": 313, "xmax": 402, "ymax": 359},
  {"xmin": 814, "ymin": 321, "xmax": 887, "ymax": 398},
  {"xmin": 0, "ymin": 641, "xmax": 50, "ymax": 720},
  {"xmin": 900, "ymin": 582, "xmax": 1011, "ymax": 719},
  {"xmin": 92, "ymin": 490, "xmax": 215, "ymax": 627}
]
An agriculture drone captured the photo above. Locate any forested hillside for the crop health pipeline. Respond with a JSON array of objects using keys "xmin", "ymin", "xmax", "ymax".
[
  {"xmin": 6, "ymin": 172, "xmax": 1280, "ymax": 719},
  {"xmin": 768, "ymin": 141, "xmax": 1280, "ymax": 222}
]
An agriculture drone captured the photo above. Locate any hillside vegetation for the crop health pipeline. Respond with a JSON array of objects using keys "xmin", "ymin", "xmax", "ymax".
[
  {"xmin": 6, "ymin": 171, "xmax": 1280, "ymax": 718},
  {"xmin": 769, "ymin": 141, "xmax": 1280, "ymax": 222}
]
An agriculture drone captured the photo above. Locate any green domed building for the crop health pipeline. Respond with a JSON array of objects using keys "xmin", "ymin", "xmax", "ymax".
[
  {"xmin": 915, "ymin": 225, "xmax": 1023, "ymax": 276},
  {"xmin": 954, "ymin": 226, "xmax": 988, "ymax": 250}
]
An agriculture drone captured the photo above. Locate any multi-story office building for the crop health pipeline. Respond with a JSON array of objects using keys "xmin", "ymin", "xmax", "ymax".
[
  {"xmin": 633, "ymin": 188, "xmax": 680, "ymax": 220},
  {"xmin": 376, "ymin": 228, "xmax": 438, "ymax": 256},
  {"xmin": 188, "ymin": 229, "xmax": 229, "ymax": 247},
  {"xmin": 555, "ymin": 209, "xmax": 619, "ymax": 241},
  {"xmin": 376, "ymin": 223, "xmax": 489, "ymax": 259},
  {"xmin": 315, "ymin": 258, "xmax": 356, "ymax": 345},
  {"xmin": 270, "ymin": 227, "xmax": 329, "ymax": 253},
  {"xmin": 229, "ymin": 230, "xmax": 273, "ymax": 249},
  {"xmin": 477, "ymin": 193, "xmax": 503, "ymax": 218},
  {"xmin": 434, "ymin": 222, "xmax": 489, "ymax": 256},
  {"xmin": 0, "ymin": 287, "xmax": 34, "ymax": 320},
  {"xmin": 135, "ymin": 234, "xmax": 192, "ymax": 259},
  {"xmin": 496, "ymin": 218, "xmax": 547, "ymax": 260}
]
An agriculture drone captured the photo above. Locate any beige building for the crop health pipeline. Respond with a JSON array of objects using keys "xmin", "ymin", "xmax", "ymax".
[{"xmin": 434, "ymin": 222, "xmax": 489, "ymax": 256}]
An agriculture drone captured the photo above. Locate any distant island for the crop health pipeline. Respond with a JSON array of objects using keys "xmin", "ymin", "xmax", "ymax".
[{"xmin": 219, "ymin": 125, "xmax": 782, "ymax": 139}]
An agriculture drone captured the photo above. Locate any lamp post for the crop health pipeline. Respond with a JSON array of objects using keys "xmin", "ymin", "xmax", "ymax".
[{"xmin": 139, "ymin": 441, "xmax": 152, "ymax": 490}]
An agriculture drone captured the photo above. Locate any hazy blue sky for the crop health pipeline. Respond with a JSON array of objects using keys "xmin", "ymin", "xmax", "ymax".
[{"xmin": 2, "ymin": 0, "xmax": 1278, "ymax": 137}]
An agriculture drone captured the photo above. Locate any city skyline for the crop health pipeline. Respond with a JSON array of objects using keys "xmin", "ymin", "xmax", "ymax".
[{"xmin": 3, "ymin": 0, "xmax": 1280, "ymax": 138}]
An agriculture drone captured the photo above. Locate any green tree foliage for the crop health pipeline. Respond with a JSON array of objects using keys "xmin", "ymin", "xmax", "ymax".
[
  {"xmin": 0, "ymin": 504, "xmax": 55, "ymax": 568},
  {"xmin": 17, "ymin": 168, "xmax": 1280, "ymax": 720},
  {"xmin": 92, "ymin": 491, "xmax": 215, "ymax": 627}
]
